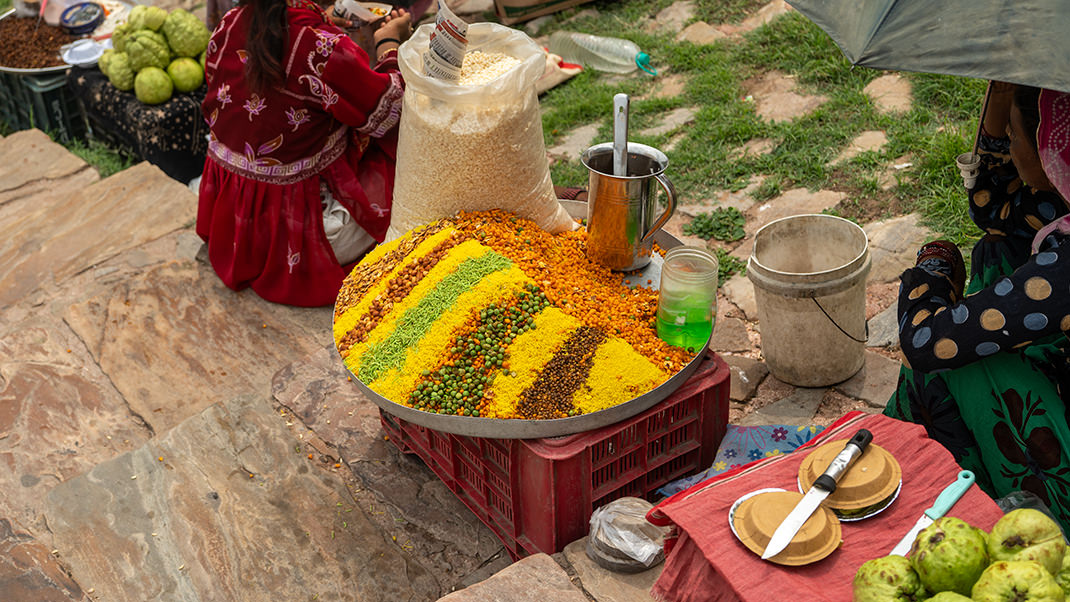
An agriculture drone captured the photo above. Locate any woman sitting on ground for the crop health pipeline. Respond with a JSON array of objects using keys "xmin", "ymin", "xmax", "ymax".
[
  {"xmin": 197, "ymin": 0, "xmax": 411, "ymax": 306},
  {"xmin": 885, "ymin": 82, "xmax": 1070, "ymax": 526}
]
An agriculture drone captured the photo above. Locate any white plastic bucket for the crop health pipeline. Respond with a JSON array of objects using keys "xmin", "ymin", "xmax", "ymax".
[{"xmin": 746, "ymin": 214, "xmax": 871, "ymax": 387}]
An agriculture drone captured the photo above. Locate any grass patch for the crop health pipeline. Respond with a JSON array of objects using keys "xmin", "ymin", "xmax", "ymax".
[
  {"xmin": 540, "ymin": 5, "xmax": 984, "ymax": 250},
  {"xmin": 59, "ymin": 136, "xmax": 136, "ymax": 178},
  {"xmin": 715, "ymin": 249, "xmax": 747, "ymax": 284},
  {"xmin": 0, "ymin": 0, "xmax": 10, "ymax": 12},
  {"xmin": 536, "ymin": 2, "xmax": 987, "ymax": 245},
  {"xmin": 683, "ymin": 207, "xmax": 745, "ymax": 241}
]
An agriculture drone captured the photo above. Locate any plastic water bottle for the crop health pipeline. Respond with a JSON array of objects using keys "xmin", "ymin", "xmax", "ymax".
[{"xmin": 548, "ymin": 32, "xmax": 656, "ymax": 75}]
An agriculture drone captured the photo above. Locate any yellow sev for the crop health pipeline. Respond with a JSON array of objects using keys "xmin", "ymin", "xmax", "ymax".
[
  {"xmin": 367, "ymin": 264, "xmax": 530, "ymax": 402},
  {"xmin": 482, "ymin": 307, "xmax": 580, "ymax": 419},
  {"xmin": 334, "ymin": 228, "xmax": 459, "ymax": 346},
  {"xmin": 571, "ymin": 338, "xmax": 669, "ymax": 415},
  {"xmin": 340, "ymin": 238, "xmax": 491, "ymax": 371},
  {"xmin": 333, "ymin": 227, "xmax": 458, "ymax": 344}
]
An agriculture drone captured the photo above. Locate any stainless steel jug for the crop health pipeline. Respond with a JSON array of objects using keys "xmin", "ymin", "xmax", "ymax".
[{"xmin": 582, "ymin": 142, "xmax": 677, "ymax": 271}]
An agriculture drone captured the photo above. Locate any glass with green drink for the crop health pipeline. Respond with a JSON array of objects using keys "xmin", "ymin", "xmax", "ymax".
[{"xmin": 656, "ymin": 246, "xmax": 718, "ymax": 353}]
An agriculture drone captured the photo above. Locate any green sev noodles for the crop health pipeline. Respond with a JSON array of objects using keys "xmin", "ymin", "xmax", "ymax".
[{"xmin": 358, "ymin": 250, "xmax": 513, "ymax": 382}]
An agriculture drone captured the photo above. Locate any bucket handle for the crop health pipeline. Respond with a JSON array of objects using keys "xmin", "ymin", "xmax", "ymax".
[
  {"xmin": 812, "ymin": 298, "xmax": 869, "ymax": 344},
  {"xmin": 640, "ymin": 172, "xmax": 677, "ymax": 246}
]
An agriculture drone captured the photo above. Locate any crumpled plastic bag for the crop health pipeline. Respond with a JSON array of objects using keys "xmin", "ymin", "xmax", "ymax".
[{"xmin": 588, "ymin": 497, "xmax": 669, "ymax": 569}]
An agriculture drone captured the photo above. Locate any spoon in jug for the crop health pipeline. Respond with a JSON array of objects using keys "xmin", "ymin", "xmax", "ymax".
[{"xmin": 612, "ymin": 93, "xmax": 629, "ymax": 177}]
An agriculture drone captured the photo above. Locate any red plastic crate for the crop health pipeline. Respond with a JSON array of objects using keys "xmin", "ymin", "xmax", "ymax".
[{"xmin": 380, "ymin": 351, "xmax": 730, "ymax": 559}]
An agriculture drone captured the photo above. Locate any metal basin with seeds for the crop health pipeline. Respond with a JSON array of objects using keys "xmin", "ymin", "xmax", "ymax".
[{"xmin": 335, "ymin": 200, "xmax": 709, "ymax": 438}]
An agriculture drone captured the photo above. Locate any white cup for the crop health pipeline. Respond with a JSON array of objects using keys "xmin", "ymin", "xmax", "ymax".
[{"xmin": 956, "ymin": 152, "xmax": 981, "ymax": 189}]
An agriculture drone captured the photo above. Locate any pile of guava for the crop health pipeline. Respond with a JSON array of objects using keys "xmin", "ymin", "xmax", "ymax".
[
  {"xmin": 99, "ymin": 6, "xmax": 210, "ymax": 105},
  {"xmin": 852, "ymin": 509, "xmax": 1069, "ymax": 601}
]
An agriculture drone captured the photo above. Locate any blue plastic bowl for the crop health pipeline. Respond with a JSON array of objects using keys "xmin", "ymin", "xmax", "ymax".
[{"xmin": 60, "ymin": 2, "xmax": 104, "ymax": 35}]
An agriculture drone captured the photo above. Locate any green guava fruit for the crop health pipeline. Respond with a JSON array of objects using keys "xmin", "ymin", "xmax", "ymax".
[
  {"xmin": 911, "ymin": 516, "xmax": 990, "ymax": 596},
  {"xmin": 973, "ymin": 560, "xmax": 1065, "ymax": 602},
  {"xmin": 161, "ymin": 8, "xmax": 210, "ymax": 58},
  {"xmin": 106, "ymin": 51, "xmax": 135, "ymax": 91},
  {"xmin": 928, "ymin": 592, "xmax": 974, "ymax": 602},
  {"xmin": 126, "ymin": 30, "xmax": 171, "ymax": 72},
  {"xmin": 989, "ymin": 509, "xmax": 1067, "ymax": 576},
  {"xmin": 166, "ymin": 57, "xmax": 203, "ymax": 93},
  {"xmin": 126, "ymin": 4, "xmax": 166, "ymax": 31},
  {"xmin": 134, "ymin": 67, "xmax": 173, "ymax": 105},
  {"xmin": 853, "ymin": 555, "xmax": 927, "ymax": 602},
  {"xmin": 198, "ymin": 49, "xmax": 206, "ymax": 72},
  {"xmin": 1055, "ymin": 548, "xmax": 1070, "ymax": 597},
  {"xmin": 111, "ymin": 22, "xmax": 132, "ymax": 52},
  {"xmin": 98, "ymin": 48, "xmax": 114, "ymax": 78}
]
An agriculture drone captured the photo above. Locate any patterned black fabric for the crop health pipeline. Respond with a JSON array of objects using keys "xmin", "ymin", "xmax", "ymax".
[{"xmin": 67, "ymin": 67, "xmax": 208, "ymax": 183}]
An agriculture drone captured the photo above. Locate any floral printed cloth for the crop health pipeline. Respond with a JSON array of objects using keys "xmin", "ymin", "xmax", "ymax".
[{"xmin": 657, "ymin": 424, "xmax": 824, "ymax": 497}]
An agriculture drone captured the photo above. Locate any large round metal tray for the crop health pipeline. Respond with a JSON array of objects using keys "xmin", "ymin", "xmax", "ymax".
[
  {"xmin": 0, "ymin": 9, "xmax": 74, "ymax": 74},
  {"xmin": 342, "ymin": 200, "xmax": 710, "ymax": 439}
]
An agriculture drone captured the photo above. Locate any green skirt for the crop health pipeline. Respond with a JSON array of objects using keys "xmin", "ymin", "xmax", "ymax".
[{"xmin": 885, "ymin": 242, "xmax": 1070, "ymax": 527}]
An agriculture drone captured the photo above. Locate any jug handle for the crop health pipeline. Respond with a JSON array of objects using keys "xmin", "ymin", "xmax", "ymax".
[{"xmin": 640, "ymin": 172, "xmax": 677, "ymax": 245}]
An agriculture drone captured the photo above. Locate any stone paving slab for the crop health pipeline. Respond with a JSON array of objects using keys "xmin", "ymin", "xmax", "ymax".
[
  {"xmin": 561, "ymin": 538, "xmax": 660, "ymax": 602},
  {"xmin": 62, "ymin": 260, "xmax": 330, "ymax": 435},
  {"xmin": 271, "ymin": 347, "xmax": 506, "ymax": 591},
  {"xmin": 865, "ymin": 213, "xmax": 934, "ymax": 284},
  {"xmin": 722, "ymin": 354, "xmax": 769, "ymax": 402},
  {"xmin": 436, "ymin": 553, "xmax": 587, "ymax": 602},
  {"xmin": 0, "ymin": 130, "xmax": 94, "ymax": 207},
  {"xmin": 739, "ymin": 387, "xmax": 826, "ymax": 426},
  {"xmin": 0, "ymin": 317, "xmax": 152, "ymax": 535},
  {"xmin": 834, "ymin": 350, "xmax": 900, "ymax": 408},
  {"xmin": 744, "ymin": 71, "xmax": 827, "ymax": 124},
  {"xmin": 0, "ymin": 519, "xmax": 89, "ymax": 602},
  {"xmin": 864, "ymin": 74, "xmax": 913, "ymax": 115},
  {"xmin": 710, "ymin": 315, "xmax": 752, "ymax": 354},
  {"xmin": 867, "ymin": 304, "xmax": 900, "ymax": 349},
  {"xmin": 44, "ymin": 393, "xmax": 437, "ymax": 602},
  {"xmin": 0, "ymin": 161, "xmax": 195, "ymax": 309}
]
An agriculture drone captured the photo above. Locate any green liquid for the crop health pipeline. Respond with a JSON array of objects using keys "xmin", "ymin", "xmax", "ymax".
[{"xmin": 656, "ymin": 300, "xmax": 714, "ymax": 352}]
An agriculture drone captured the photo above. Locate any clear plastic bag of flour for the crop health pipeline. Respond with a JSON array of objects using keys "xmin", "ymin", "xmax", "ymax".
[{"xmin": 388, "ymin": 21, "xmax": 574, "ymax": 239}]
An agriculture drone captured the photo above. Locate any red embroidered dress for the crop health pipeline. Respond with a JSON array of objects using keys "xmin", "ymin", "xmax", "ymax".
[{"xmin": 197, "ymin": 0, "xmax": 403, "ymax": 307}]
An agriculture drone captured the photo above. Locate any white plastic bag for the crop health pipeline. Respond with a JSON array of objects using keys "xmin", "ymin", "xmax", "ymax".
[
  {"xmin": 587, "ymin": 497, "xmax": 668, "ymax": 570},
  {"xmin": 388, "ymin": 22, "xmax": 574, "ymax": 240}
]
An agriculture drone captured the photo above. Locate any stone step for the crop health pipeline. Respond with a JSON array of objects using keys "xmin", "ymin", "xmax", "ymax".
[
  {"xmin": 0, "ymin": 133, "xmax": 196, "ymax": 308},
  {"xmin": 44, "ymin": 393, "xmax": 440, "ymax": 602},
  {"xmin": 436, "ymin": 553, "xmax": 588, "ymax": 602},
  {"xmin": 0, "ymin": 518, "xmax": 89, "ymax": 601},
  {"xmin": 272, "ymin": 347, "xmax": 513, "ymax": 591},
  {"xmin": 0, "ymin": 129, "xmax": 98, "ymax": 208}
]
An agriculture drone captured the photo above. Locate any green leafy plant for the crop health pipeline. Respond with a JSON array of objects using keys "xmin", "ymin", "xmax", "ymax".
[
  {"xmin": 715, "ymin": 248, "xmax": 747, "ymax": 285},
  {"xmin": 683, "ymin": 207, "xmax": 746, "ymax": 241}
]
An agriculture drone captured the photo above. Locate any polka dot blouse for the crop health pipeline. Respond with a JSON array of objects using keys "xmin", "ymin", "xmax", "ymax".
[{"xmin": 899, "ymin": 134, "xmax": 1070, "ymax": 373}]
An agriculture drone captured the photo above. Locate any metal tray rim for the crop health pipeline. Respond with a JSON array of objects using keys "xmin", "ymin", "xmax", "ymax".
[{"xmin": 340, "ymin": 200, "xmax": 708, "ymax": 439}]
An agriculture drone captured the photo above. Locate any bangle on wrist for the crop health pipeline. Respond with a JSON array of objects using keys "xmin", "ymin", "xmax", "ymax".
[{"xmin": 375, "ymin": 37, "xmax": 401, "ymax": 50}]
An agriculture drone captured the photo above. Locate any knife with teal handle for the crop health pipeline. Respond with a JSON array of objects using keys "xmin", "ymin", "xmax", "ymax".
[{"xmin": 889, "ymin": 470, "xmax": 975, "ymax": 556}]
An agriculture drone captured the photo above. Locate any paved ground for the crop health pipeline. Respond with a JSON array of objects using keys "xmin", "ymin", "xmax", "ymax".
[{"xmin": 0, "ymin": 1, "xmax": 936, "ymax": 600}]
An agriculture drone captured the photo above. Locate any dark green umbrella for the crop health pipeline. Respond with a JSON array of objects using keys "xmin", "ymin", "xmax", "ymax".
[{"xmin": 784, "ymin": 0, "xmax": 1070, "ymax": 92}]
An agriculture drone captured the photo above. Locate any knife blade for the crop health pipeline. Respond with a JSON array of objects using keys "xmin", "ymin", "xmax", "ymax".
[
  {"xmin": 889, "ymin": 470, "xmax": 975, "ymax": 557},
  {"xmin": 761, "ymin": 429, "xmax": 872, "ymax": 560}
]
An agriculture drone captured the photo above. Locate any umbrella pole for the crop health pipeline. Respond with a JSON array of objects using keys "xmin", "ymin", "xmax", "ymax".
[{"xmin": 973, "ymin": 83, "xmax": 993, "ymax": 156}]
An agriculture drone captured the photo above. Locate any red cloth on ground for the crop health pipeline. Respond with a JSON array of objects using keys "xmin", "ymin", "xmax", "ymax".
[
  {"xmin": 197, "ymin": 0, "xmax": 403, "ymax": 307},
  {"xmin": 648, "ymin": 412, "xmax": 1005, "ymax": 602}
]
